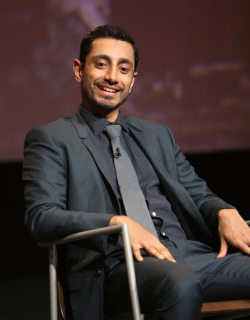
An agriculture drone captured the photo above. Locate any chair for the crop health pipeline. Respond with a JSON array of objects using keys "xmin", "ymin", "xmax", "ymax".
[
  {"xmin": 201, "ymin": 300, "xmax": 250, "ymax": 319},
  {"xmin": 38, "ymin": 222, "xmax": 250, "ymax": 320},
  {"xmin": 39, "ymin": 224, "xmax": 142, "ymax": 320}
]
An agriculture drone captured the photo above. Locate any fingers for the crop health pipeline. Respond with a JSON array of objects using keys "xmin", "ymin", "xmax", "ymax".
[
  {"xmin": 133, "ymin": 246, "xmax": 144, "ymax": 262},
  {"xmin": 163, "ymin": 250, "xmax": 176, "ymax": 263},
  {"xmin": 148, "ymin": 244, "xmax": 176, "ymax": 263},
  {"xmin": 238, "ymin": 243, "xmax": 250, "ymax": 256},
  {"xmin": 132, "ymin": 236, "xmax": 176, "ymax": 263},
  {"xmin": 216, "ymin": 236, "xmax": 228, "ymax": 258},
  {"xmin": 217, "ymin": 235, "xmax": 250, "ymax": 258},
  {"xmin": 217, "ymin": 209, "xmax": 250, "ymax": 256},
  {"xmin": 110, "ymin": 215, "xmax": 176, "ymax": 262},
  {"xmin": 228, "ymin": 239, "xmax": 250, "ymax": 256},
  {"xmin": 160, "ymin": 251, "xmax": 176, "ymax": 263}
]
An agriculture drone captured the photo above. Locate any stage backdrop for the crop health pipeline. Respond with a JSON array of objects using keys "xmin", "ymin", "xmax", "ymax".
[{"xmin": 1, "ymin": 0, "xmax": 249, "ymax": 161}]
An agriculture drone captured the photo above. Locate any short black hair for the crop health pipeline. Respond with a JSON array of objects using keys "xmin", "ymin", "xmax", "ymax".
[{"xmin": 79, "ymin": 25, "xmax": 139, "ymax": 71}]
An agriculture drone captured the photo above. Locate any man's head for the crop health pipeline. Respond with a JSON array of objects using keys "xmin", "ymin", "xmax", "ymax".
[
  {"xmin": 73, "ymin": 25, "xmax": 138, "ymax": 121},
  {"xmin": 79, "ymin": 25, "xmax": 139, "ymax": 72}
]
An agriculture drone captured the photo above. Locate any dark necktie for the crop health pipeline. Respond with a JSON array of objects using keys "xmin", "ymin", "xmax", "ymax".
[{"xmin": 106, "ymin": 124, "xmax": 158, "ymax": 238}]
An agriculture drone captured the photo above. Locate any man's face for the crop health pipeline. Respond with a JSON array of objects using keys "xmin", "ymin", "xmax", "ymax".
[{"xmin": 74, "ymin": 38, "xmax": 137, "ymax": 120}]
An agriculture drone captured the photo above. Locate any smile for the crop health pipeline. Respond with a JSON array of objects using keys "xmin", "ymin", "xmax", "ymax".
[
  {"xmin": 103, "ymin": 87, "xmax": 116, "ymax": 93},
  {"xmin": 98, "ymin": 84, "xmax": 121, "ymax": 94}
]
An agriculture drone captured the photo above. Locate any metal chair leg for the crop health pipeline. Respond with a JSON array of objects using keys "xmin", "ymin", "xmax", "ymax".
[
  {"xmin": 49, "ymin": 245, "xmax": 58, "ymax": 320},
  {"xmin": 122, "ymin": 223, "xmax": 142, "ymax": 320}
]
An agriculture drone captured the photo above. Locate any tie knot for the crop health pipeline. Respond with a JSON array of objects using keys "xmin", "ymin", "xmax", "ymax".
[{"xmin": 106, "ymin": 124, "xmax": 122, "ymax": 140}]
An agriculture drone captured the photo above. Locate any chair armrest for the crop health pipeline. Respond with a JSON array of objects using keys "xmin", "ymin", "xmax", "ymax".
[
  {"xmin": 38, "ymin": 224, "xmax": 126, "ymax": 247},
  {"xmin": 38, "ymin": 224, "xmax": 141, "ymax": 320}
]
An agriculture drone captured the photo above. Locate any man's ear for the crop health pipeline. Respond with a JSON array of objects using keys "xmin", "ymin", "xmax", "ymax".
[
  {"xmin": 129, "ymin": 71, "xmax": 138, "ymax": 93},
  {"xmin": 73, "ymin": 59, "xmax": 83, "ymax": 83}
]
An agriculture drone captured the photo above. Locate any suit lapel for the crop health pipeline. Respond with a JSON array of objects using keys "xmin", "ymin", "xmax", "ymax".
[
  {"xmin": 126, "ymin": 121, "xmax": 170, "ymax": 179},
  {"xmin": 71, "ymin": 111, "xmax": 118, "ymax": 196},
  {"xmin": 126, "ymin": 122, "xmax": 179, "ymax": 188}
]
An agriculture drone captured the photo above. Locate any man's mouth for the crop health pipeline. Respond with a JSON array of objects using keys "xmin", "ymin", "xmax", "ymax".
[
  {"xmin": 102, "ymin": 87, "xmax": 117, "ymax": 93},
  {"xmin": 97, "ymin": 84, "xmax": 121, "ymax": 94}
]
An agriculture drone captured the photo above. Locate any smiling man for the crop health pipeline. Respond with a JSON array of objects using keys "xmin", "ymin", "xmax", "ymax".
[
  {"xmin": 73, "ymin": 37, "xmax": 137, "ymax": 121},
  {"xmin": 23, "ymin": 25, "xmax": 250, "ymax": 320}
]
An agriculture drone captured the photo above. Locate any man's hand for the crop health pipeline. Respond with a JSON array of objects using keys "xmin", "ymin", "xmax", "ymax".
[
  {"xmin": 217, "ymin": 208, "xmax": 250, "ymax": 258},
  {"xmin": 109, "ymin": 215, "xmax": 176, "ymax": 263}
]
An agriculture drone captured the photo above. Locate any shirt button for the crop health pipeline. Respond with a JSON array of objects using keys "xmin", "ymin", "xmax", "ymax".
[
  {"xmin": 162, "ymin": 232, "xmax": 166, "ymax": 236},
  {"xmin": 95, "ymin": 269, "xmax": 101, "ymax": 278},
  {"xmin": 152, "ymin": 212, "xmax": 157, "ymax": 217}
]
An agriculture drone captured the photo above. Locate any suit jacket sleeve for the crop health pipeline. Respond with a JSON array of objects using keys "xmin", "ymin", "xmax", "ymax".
[{"xmin": 22, "ymin": 124, "xmax": 114, "ymax": 249}]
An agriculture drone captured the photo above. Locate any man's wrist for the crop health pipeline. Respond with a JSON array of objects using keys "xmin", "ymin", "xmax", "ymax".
[
  {"xmin": 109, "ymin": 215, "xmax": 126, "ymax": 226},
  {"xmin": 218, "ymin": 208, "xmax": 238, "ymax": 219}
]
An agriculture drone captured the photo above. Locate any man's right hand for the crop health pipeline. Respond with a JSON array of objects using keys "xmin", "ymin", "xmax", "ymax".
[{"xmin": 109, "ymin": 215, "xmax": 176, "ymax": 262}]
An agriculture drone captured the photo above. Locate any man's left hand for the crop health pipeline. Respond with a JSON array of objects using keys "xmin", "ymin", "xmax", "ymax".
[{"xmin": 217, "ymin": 208, "xmax": 250, "ymax": 258}]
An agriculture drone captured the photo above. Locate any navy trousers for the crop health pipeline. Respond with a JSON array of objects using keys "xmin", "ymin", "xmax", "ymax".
[{"xmin": 105, "ymin": 240, "xmax": 250, "ymax": 320}]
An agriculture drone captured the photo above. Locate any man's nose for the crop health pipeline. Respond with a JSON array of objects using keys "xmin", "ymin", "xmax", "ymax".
[{"xmin": 104, "ymin": 67, "xmax": 118, "ymax": 84}]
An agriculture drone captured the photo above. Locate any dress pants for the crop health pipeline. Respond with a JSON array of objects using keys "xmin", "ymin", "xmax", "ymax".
[{"xmin": 105, "ymin": 240, "xmax": 250, "ymax": 320}]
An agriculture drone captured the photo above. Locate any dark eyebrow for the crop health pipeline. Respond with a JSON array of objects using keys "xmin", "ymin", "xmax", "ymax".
[
  {"xmin": 92, "ymin": 54, "xmax": 134, "ymax": 68},
  {"xmin": 119, "ymin": 58, "xmax": 134, "ymax": 67}
]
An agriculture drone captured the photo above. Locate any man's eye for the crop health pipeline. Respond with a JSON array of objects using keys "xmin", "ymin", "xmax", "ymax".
[
  {"xmin": 96, "ymin": 62, "xmax": 106, "ymax": 68},
  {"xmin": 120, "ymin": 67, "xmax": 129, "ymax": 73}
]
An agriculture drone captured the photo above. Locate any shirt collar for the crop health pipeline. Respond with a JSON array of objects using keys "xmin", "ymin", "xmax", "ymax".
[{"xmin": 78, "ymin": 105, "xmax": 129, "ymax": 137}]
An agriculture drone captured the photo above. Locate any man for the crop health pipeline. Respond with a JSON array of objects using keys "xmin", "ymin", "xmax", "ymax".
[{"xmin": 23, "ymin": 25, "xmax": 250, "ymax": 320}]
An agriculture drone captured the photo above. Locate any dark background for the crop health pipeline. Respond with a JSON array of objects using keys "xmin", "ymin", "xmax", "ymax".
[{"xmin": 0, "ymin": 1, "xmax": 250, "ymax": 319}]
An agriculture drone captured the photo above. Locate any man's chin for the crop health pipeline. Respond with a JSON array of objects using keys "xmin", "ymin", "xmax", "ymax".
[
  {"xmin": 83, "ymin": 93, "xmax": 128, "ymax": 114},
  {"xmin": 93, "ymin": 101, "xmax": 121, "ymax": 113}
]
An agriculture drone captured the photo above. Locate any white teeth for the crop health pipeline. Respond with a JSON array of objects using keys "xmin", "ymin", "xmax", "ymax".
[{"xmin": 103, "ymin": 87, "xmax": 116, "ymax": 93}]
